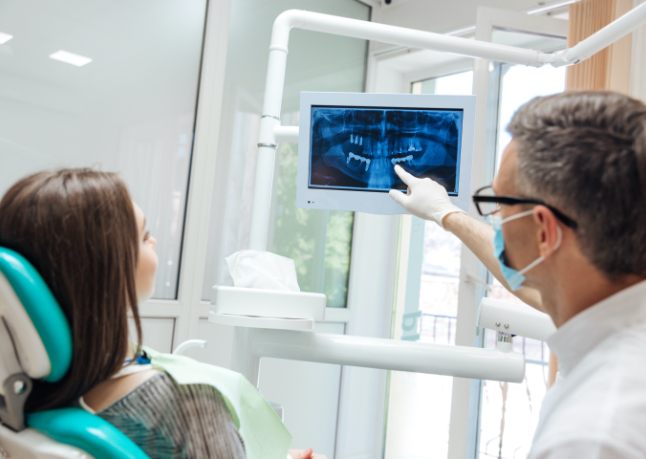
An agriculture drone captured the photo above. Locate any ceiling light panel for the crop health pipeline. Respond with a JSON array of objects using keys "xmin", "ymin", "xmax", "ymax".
[
  {"xmin": 49, "ymin": 50, "xmax": 92, "ymax": 67},
  {"xmin": 0, "ymin": 32, "xmax": 13, "ymax": 45}
]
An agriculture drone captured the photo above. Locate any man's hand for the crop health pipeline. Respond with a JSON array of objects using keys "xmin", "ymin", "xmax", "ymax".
[
  {"xmin": 387, "ymin": 166, "xmax": 544, "ymax": 311},
  {"xmin": 388, "ymin": 165, "xmax": 464, "ymax": 227}
]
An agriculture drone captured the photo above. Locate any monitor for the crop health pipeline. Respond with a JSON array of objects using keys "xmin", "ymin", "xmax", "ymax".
[{"xmin": 297, "ymin": 91, "xmax": 475, "ymax": 214}]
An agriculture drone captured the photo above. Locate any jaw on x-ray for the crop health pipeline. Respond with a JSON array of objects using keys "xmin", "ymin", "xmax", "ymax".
[{"xmin": 309, "ymin": 106, "xmax": 462, "ymax": 193}]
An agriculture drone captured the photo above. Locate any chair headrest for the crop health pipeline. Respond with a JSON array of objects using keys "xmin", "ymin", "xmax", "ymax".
[{"xmin": 0, "ymin": 247, "xmax": 72, "ymax": 382}]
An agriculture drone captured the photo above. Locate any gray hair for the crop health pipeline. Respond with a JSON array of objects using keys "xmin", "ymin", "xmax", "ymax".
[{"xmin": 507, "ymin": 91, "xmax": 646, "ymax": 278}]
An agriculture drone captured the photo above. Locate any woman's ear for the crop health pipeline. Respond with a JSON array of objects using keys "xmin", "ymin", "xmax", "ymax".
[{"xmin": 533, "ymin": 206, "xmax": 561, "ymax": 257}]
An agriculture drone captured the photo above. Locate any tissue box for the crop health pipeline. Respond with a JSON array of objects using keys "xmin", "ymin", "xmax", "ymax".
[{"xmin": 212, "ymin": 286, "xmax": 326, "ymax": 321}]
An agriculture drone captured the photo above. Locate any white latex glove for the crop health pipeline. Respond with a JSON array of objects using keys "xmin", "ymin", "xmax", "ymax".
[{"xmin": 388, "ymin": 164, "xmax": 464, "ymax": 227}]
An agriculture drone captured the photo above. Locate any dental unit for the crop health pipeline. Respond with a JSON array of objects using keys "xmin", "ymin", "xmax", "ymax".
[
  {"xmin": 203, "ymin": 3, "xmax": 646, "ymax": 387},
  {"xmin": 0, "ymin": 3, "xmax": 646, "ymax": 458}
]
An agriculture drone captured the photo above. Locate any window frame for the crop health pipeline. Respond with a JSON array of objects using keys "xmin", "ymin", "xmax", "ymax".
[
  {"xmin": 135, "ymin": 0, "xmax": 234, "ymax": 346},
  {"xmin": 383, "ymin": 7, "xmax": 568, "ymax": 459}
]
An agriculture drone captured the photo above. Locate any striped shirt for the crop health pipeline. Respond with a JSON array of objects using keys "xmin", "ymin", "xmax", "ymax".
[{"xmin": 96, "ymin": 371, "xmax": 246, "ymax": 458}]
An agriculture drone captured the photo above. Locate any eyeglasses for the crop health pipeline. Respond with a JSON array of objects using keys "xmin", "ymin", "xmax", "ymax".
[{"xmin": 472, "ymin": 185, "xmax": 578, "ymax": 229}]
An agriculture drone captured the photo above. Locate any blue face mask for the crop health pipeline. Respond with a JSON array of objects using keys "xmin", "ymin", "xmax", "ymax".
[{"xmin": 491, "ymin": 210, "xmax": 560, "ymax": 291}]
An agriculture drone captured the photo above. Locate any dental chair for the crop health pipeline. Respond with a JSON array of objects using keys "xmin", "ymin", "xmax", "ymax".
[{"xmin": 0, "ymin": 247, "xmax": 148, "ymax": 459}]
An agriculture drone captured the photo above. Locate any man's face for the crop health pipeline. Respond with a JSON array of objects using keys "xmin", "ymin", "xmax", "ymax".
[{"xmin": 492, "ymin": 141, "xmax": 540, "ymax": 274}]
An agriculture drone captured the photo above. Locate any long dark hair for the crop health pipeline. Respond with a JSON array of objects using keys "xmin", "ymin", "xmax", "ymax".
[{"xmin": 0, "ymin": 168, "xmax": 143, "ymax": 411}]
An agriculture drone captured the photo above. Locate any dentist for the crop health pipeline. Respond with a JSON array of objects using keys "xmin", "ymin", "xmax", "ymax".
[{"xmin": 390, "ymin": 91, "xmax": 646, "ymax": 459}]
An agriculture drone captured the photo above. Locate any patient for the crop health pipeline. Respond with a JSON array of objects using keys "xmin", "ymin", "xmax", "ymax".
[{"xmin": 0, "ymin": 168, "xmax": 319, "ymax": 459}]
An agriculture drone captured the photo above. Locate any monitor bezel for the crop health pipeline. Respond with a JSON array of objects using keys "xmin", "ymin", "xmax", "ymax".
[{"xmin": 297, "ymin": 91, "xmax": 475, "ymax": 215}]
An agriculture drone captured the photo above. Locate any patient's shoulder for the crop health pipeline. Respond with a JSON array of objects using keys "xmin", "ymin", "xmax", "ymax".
[
  {"xmin": 82, "ymin": 367, "xmax": 160, "ymax": 412},
  {"xmin": 94, "ymin": 371, "xmax": 246, "ymax": 458}
]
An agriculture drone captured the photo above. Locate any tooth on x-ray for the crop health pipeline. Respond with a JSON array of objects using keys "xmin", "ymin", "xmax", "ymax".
[
  {"xmin": 347, "ymin": 152, "xmax": 371, "ymax": 171},
  {"xmin": 391, "ymin": 155, "xmax": 413, "ymax": 165}
]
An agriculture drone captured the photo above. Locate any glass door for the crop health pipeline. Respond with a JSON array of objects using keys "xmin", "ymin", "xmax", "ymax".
[
  {"xmin": 477, "ymin": 50, "xmax": 566, "ymax": 459},
  {"xmin": 456, "ymin": 8, "xmax": 567, "ymax": 459}
]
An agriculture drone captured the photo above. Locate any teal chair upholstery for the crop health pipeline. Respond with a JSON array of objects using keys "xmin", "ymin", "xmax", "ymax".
[{"xmin": 0, "ymin": 247, "xmax": 149, "ymax": 459}]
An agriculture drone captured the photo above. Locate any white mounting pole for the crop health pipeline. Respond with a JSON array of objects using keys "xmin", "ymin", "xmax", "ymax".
[
  {"xmin": 241, "ymin": 328, "xmax": 524, "ymax": 383},
  {"xmin": 248, "ymin": 5, "xmax": 646, "ymax": 249},
  {"xmin": 249, "ymin": 48, "xmax": 287, "ymax": 250}
]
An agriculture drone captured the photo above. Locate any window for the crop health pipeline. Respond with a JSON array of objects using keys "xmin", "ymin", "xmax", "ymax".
[
  {"xmin": 386, "ymin": 31, "xmax": 566, "ymax": 458},
  {"xmin": 270, "ymin": 114, "xmax": 355, "ymax": 308},
  {"xmin": 201, "ymin": 0, "xmax": 370, "ymax": 307},
  {"xmin": 478, "ymin": 61, "xmax": 565, "ymax": 459},
  {"xmin": 412, "ymin": 70, "xmax": 474, "ymax": 346},
  {"xmin": 0, "ymin": 0, "xmax": 207, "ymax": 300}
]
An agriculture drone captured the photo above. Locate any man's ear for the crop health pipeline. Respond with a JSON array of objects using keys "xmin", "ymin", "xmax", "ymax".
[{"xmin": 533, "ymin": 206, "xmax": 561, "ymax": 257}]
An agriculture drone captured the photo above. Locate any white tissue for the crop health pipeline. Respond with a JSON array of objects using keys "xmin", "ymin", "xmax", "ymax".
[{"xmin": 225, "ymin": 250, "xmax": 300, "ymax": 292}]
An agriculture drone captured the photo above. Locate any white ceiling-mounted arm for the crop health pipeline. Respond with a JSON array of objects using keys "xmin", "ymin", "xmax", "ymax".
[
  {"xmin": 271, "ymin": 9, "xmax": 549, "ymax": 67},
  {"xmin": 547, "ymin": 1, "xmax": 646, "ymax": 66},
  {"xmin": 273, "ymin": 125, "xmax": 298, "ymax": 143}
]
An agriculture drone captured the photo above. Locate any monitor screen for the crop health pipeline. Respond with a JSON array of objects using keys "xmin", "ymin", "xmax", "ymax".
[
  {"xmin": 297, "ymin": 92, "xmax": 475, "ymax": 215},
  {"xmin": 309, "ymin": 105, "xmax": 463, "ymax": 194}
]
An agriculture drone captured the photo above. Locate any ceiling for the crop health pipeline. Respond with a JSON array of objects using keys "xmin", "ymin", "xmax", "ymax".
[
  {"xmin": 369, "ymin": 0, "xmax": 571, "ymax": 34},
  {"xmin": 365, "ymin": 0, "xmax": 572, "ymax": 79}
]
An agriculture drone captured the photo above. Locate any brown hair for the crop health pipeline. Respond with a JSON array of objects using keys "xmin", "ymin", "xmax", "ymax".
[
  {"xmin": 0, "ymin": 168, "xmax": 143, "ymax": 410},
  {"xmin": 507, "ymin": 91, "xmax": 646, "ymax": 278}
]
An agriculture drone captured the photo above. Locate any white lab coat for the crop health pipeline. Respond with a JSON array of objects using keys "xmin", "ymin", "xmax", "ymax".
[{"xmin": 529, "ymin": 280, "xmax": 646, "ymax": 459}]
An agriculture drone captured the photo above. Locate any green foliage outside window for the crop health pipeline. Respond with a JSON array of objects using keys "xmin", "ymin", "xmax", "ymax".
[{"xmin": 270, "ymin": 142, "xmax": 353, "ymax": 308}]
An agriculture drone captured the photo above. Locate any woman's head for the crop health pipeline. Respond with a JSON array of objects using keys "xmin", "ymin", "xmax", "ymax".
[{"xmin": 0, "ymin": 168, "xmax": 155, "ymax": 410}]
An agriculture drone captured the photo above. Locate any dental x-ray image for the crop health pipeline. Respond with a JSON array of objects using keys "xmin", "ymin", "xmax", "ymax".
[{"xmin": 309, "ymin": 105, "xmax": 463, "ymax": 193}]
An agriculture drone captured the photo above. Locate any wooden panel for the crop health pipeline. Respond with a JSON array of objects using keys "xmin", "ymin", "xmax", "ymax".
[
  {"xmin": 630, "ymin": 5, "xmax": 646, "ymax": 100},
  {"xmin": 607, "ymin": 0, "xmax": 634, "ymax": 92},
  {"xmin": 566, "ymin": 0, "xmax": 632, "ymax": 93}
]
